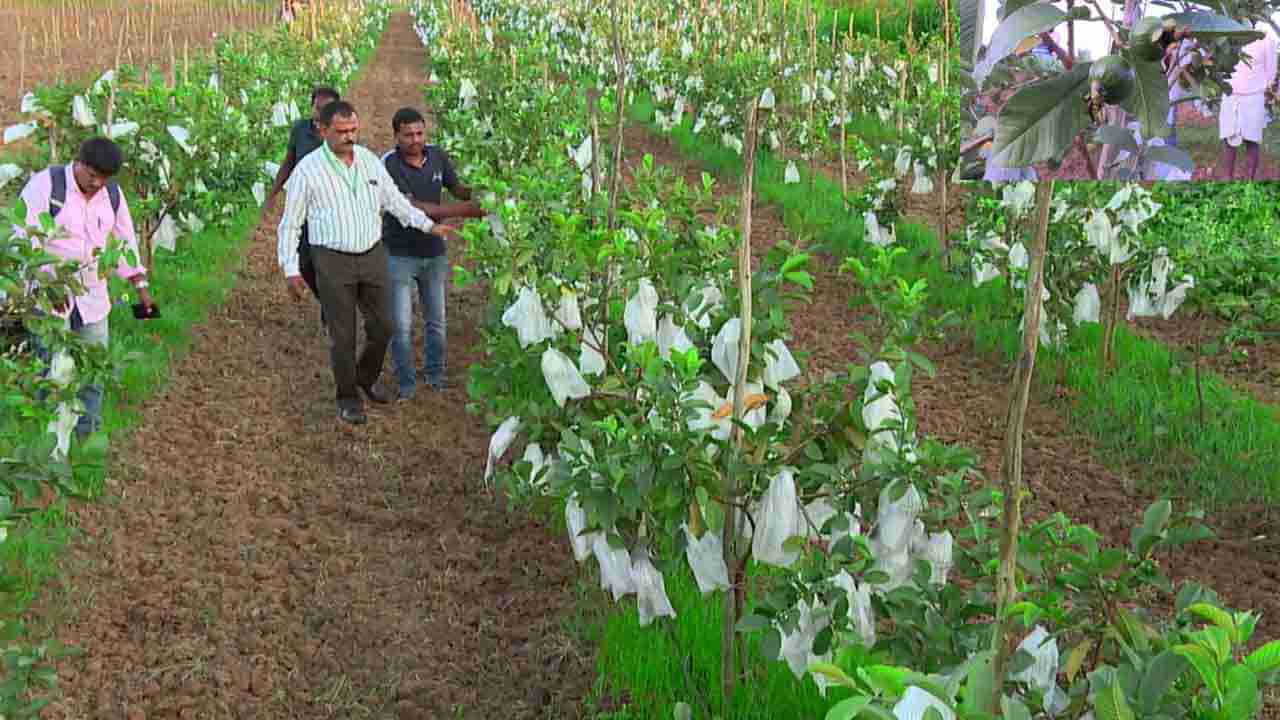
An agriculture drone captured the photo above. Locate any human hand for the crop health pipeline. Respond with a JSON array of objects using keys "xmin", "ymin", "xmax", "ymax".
[{"xmin": 287, "ymin": 275, "xmax": 307, "ymax": 301}]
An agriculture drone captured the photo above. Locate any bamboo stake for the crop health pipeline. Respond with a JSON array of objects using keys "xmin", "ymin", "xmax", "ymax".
[
  {"xmin": 588, "ymin": 87, "xmax": 602, "ymax": 212},
  {"xmin": 989, "ymin": 180, "xmax": 1053, "ymax": 711},
  {"xmin": 606, "ymin": 0, "xmax": 627, "ymax": 230},
  {"xmin": 722, "ymin": 94, "xmax": 761, "ymax": 709}
]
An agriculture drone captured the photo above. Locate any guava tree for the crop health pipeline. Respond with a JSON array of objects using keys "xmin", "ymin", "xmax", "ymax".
[{"xmin": 961, "ymin": 0, "xmax": 1279, "ymax": 179}]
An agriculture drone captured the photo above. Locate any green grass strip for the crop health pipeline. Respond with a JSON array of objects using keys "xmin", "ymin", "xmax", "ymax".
[{"xmin": 626, "ymin": 96, "xmax": 1280, "ymax": 508}]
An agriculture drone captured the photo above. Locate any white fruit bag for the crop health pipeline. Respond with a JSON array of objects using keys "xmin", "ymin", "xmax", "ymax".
[
  {"xmin": 0, "ymin": 164, "xmax": 22, "ymax": 191},
  {"xmin": 521, "ymin": 443, "xmax": 547, "ymax": 487},
  {"xmin": 777, "ymin": 598, "xmax": 830, "ymax": 679},
  {"xmin": 541, "ymin": 348, "xmax": 591, "ymax": 408},
  {"xmin": 152, "ymin": 213, "xmax": 180, "ymax": 254},
  {"xmin": 565, "ymin": 492, "xmax": 597, "ymax": 562},
  {"xmin": 752, "ymin": 468, "xmax": 802, "ymax": 567},
  {"xmin": 592, "ymin": 533, "xmax": 636, "ymax": 601},
  {"xmin": 893, "ymin": 686, "xmax": 956, "ymax": 720},
  {"xmin": 3, "ymin": 123, "xmax": 37, "ymax": 144},
  {"xmin": 918, "ymin": 530, "xmax": 954, "ymax": 586},
  {"xmin": 784, "ymin": 160, "xmax": 800, "ymax": 184},
  {"xmin": 252, "ymin": 182, "xmax": 267, "ymax": 207},
  {"xmin": 624, "ymin": 278, "xmax": 659, "ymax": 346},
  {"xmin": 631, "ymin": 547, "xmax": 677, "ymax": 626},
  {"xmin": 167, "ymin": 125, "xmax": 196, "ymax": 156},
  {"xmin": 683, "ymin": 523, "xmax": 730, "ymax": 595},
  {"xmin": 862, "ymin": 361, "xmax": 905, "ymax": 465},
  {"xmin": 501, "ymin": 285, "xmax": 553, "ymax": 348},
  {"xmin": 656, "ymin": 315, "xmax": 694, "ymax": 359},
  {"xmin": 105, "ymin": 121, "xmax": 139, "ymax": 139},
  {"xmin": 72, "ymin": 95, "xmax": 96, "ymax": 127},
  {"xmin": 685, "ymin": 282, "xmax": 723, "ymax": 329},
  {"xmin": 554, "ymin": 289, "xmax": 583, "ymax": 331},
  {"xmin": 763, "ymin": 339, "xmax": 800, "ymax": 389},
  {"xmin": 711, "ymin": 317, "xmax": 741, "ymax": 384},
  {"xmin": 1012, "ymin": 625, "xmax": 1060, "ymax": 711},
  {"xmin": 271, "ymin": 102, "xmax": 290, "ymax": 127},
  {"xmin": 48, "ymin": 402, "xmax": 79, "ymax": 461},
  {"xmin": 1073, "ymin": 283, "xmax": 1101, "ymax": 325},
  {"xmin": 832, "ymin": 570, "xmax": 877, "ymax": 647},
  {"xmin": 483, "ymin": 416, "xmax": 522, "ymax": 484},
  {"xmin": 685, "ymin": 381, "xmax": 731, "ymax": 442},
  {"xmin": 578, "ymin": 326, "xmax": 607, "ymax": 376},
  {"xmin": 768, "ymin": 385, "xmax": 792, "ymax": 425}
]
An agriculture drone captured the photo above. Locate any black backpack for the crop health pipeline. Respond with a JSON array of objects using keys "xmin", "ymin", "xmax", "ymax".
[{"xmin": 49, "ymin": 165, "xmax": 121, "ymax": 219}]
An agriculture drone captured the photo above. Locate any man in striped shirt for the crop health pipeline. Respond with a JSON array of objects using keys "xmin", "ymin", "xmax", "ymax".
[{"xmin": 276, "ymin": 100, "xmax": 441, "ymax": 425}]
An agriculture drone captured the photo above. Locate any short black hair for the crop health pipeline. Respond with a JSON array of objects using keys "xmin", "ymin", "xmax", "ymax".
[
  {"xmin": 318, "ymin": 100, "xmax": 357, "ymax": 126},
  {"xmin": 77, "ymin": 137, "xmax": 124, "ymax": 176},
  {"xmin": 311, "ymin": 86, "xmax": 340, "ymax": 106},
  {"xmin": 391, "ymin": 107, "xmax": 426, "ymax": 133}
]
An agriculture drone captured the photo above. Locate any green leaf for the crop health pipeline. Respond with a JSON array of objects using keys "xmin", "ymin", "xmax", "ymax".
[
  {"xmin": 761, "ymin": 627, "xmax": 782, "ymax": 663},
  {"xmin": 1065, "ymin": 639, "xmax": 1094, "ymax": 683},
  {"xmin": 1165, "ymin": 11, "xmax": 1263, "ymax": 40},
  {"xmin": 1139, "ymin": 651, "xmax": 1188, "ymax": 712},
  {"xmin": 824, "ymin": 696, "xmax": 872, "ymax": 720},
  {"xmin": 1001, "ymin": 695, "xmax": 1034, "ymax": 720},
  {"xmin": 962, "ymin": 650, "xmax": 996, "ymax": 714},
  {"xmin": 1118, "ymin": 52, "xmax": 1170, "ymax": 140},
  {"xmin": 1186, "ymin": 602, "xmax": 1236, "ymax": 634},
  {"xmin": 785, "ymin": 271, "xmax": 814, "ymax": 290},
  {"xmin": 1244, "ymin": 640, "xmax": 1280, "ymax": 676},
  {"xmin": 735, "ymin": 614, "xmax": 771, "ymax": 633},
  {"xmin": 1223, "ymin": 664, "xmax": 1259, "ymax": 720},
  {"xmin": 1173, "ymin": 644, "xmax": 1222, "ymax": 697},
  {"xmin": 992, "ymin": 61, "xmax": 1093, "ymax": 168},
  {"xmin": 810, "ymin": 661, "xmax": 861, "ymax": 690},
  {"xmin": 1093, "ymin": 680, "xmax": 1135, "ymax": 720},
  {"xmin": 975, "ymin": 2, "xmax": 1070, "ymax": 86},
  {"xmin": 859, "ymin": 664, "xmax": 911, "ymax": 697},
  {"xmin": 1094, "ymin": 124, "xmax": 1139, "ymax": 155}
]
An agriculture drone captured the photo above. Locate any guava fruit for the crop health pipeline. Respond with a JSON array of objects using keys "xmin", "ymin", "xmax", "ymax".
[{"xmin": 1090, "ymin": 55, "xmax": 1137, "ymax": 105}]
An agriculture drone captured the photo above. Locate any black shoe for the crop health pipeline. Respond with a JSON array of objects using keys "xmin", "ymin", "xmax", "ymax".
[
  {"xmin": 338, "ymin": 406, "xmax": 367, "ymax": 425},
  {"xmin": 359, "ymin": 382, "xmax": 392, "ymax": 404}
]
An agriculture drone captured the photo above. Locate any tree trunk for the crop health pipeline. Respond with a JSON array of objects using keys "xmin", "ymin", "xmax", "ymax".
[
  {"xmin": 989, "ymin": 180, "xmax": 1053, "ymax": 712},
  {"xmin": 722, "ymin": 96, "xmax": 760, "ymax": 710}
]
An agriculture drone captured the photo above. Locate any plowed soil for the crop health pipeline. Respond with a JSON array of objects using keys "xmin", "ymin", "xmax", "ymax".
[
  {"xmin": 622, "ymin": 123, "xmax": 1280, "ymax": 653},
  {"xmin": 36, "ymin": 16, "xmax": 592, "ymax": 720}
]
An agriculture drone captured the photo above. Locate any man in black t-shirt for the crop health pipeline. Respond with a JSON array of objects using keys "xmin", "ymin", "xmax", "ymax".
[
  {"xmin": 382, "ymin": 107, "xmax": 484, "ymax": 400},
  {"xmin": 264, "ymin": 86, "xmax": 340, "ymax": 320}
]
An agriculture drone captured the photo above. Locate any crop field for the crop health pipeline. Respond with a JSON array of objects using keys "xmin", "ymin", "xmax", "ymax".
[{"xmin": 1, "ymin": 0, "xmax": 1279, "ymax": 717}]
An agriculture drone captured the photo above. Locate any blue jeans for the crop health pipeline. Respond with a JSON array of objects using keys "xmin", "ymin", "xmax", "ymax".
[
  {"xmin": 34, "ymin": 306, "xmax": 109, "ymax": 437},
  {"xmin": 388, "ymin": 253, "xmax": 448, "ymax": 391}
]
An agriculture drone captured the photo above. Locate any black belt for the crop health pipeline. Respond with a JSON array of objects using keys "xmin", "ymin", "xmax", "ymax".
[{"xmin": 311, "ymin": 241, "xmax": 382, "ymax": 257}]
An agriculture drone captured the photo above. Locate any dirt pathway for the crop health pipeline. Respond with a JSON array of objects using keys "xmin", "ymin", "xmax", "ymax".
[
  {"xmin": 622, "ymin": 125, "xmax": 1280, "ymax": 650},
  {"xmin": 39, "ymin": 16, "xmax": 592, "ymax": 720}
]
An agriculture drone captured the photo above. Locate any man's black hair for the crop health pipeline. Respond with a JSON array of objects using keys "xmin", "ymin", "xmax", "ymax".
[
  {"xmin": 311, "ymin": 86, "xmax": 340, "ymax": 106},
  {"xmin": 318, "ymin": 100, "xmax": 357, "ymax": 126},
  {"xmin": 391, "ymin": 107, "xmax": 426, "ymax": 133},
  {"xmin": 77, "ymin": 137, "xmax": 124, "ymax": 176}
]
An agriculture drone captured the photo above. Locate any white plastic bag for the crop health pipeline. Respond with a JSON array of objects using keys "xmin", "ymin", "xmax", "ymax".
[
  {"xmin": 918, "ymin": 530, "xmax": 954, "ymax": 586},
  {"xmin": 271, "ymin": 102, "xmax": 290, "ymax": 127},
  {"xmin": 592, "ymin": 533, "xmax": 636, "ymax": 601},
  {"xmin": 3, "ymin": 123, "xmax": 37, "ymax": 145},
  {"xmin": 768, "ymin": 385, "xmax": 792, "ymax": 425},
  {"xmin": 569, "ymin": 136, "xmax": 593, "ymax": 172},
  {"xmin": 631, "ymin": 547, "xmax": 677, "ymax": 626},
  {"xmin": 862, "ymin": 361, "xmax": 905, "ymax": 465},
  {"xmin": 784, "ymin": 160, "xmax": 800, "ymax": 184},
  {"xmin": 832, "ymin": 570, "xmax": 877, "ymax": 647},
  {"xmin": 864, "ymin": 210, "xmax": 897, "ymax": 247},
  {"xmin": 910, "ymin": 161, "xmax": 934, "ymax": 194},
  {"xmin": 624, "ymin": 278, "xmax": 659, "ymax": 346},
  {"xmin": 711, "ymin": 317, "xmax": 741, "ymax": 384},
  {"xmin": 683, "ymin": 523, "xmax": 730, "ymax": 595},
  {"xmin": 685, "ymin": 282, "xmax": 723, "ymax": 329},
  {"xmin": 48, "ymin": 402, "xmax": 79, "ymax": 462},
  {"xmin": 167, "ymin": 125, "xmax": 196, "ymax": 156},
  {"xmin": 20, "ymin": 92, "xmax": 42, "ymax": 115},
  {"xmin": 483, "ymin": 416, "xmax": 522, "ymax": 484},
  {"xmin": 263, "ymin": 161, "xmax": 282, "ymax": 179},
  {"xmin": 759, "ymin": 87, "xmax": 776, "ymax": 109},
  {"xmin": 685, "ymin": 381, "xmax": 731, "ymax": 442},
  {"xmin": 893, "ymin": 686, "xmax": 956, "ymax": 720},
  {"xmin": 541, "ymin": 348, "xmax": 591, "ymax": 408},
  {"xmin": 104, "ymin": 121, "xmax": 139, "ymax": 139},
  {"xmin": 1073, "ymin": 283, "xmax": 1101, "ymax": 325},
  {"xmin": 1012, "ymin": 625, "xmax": 1060, "ymax": 712},
  {"xmin": 554, "ymin": 289, "xmax": 583, "ymax": 331},
  {"xmin": 152, "ymin": 214, "xmax": 180, "ymax": 254},
  {"xmin": 752, "ymin": 468, "xmax": 802, "ymax": 567},
  {"xmin": 0, "ymin": 164, "xmax": 23, "ymax": 191},
  {"xmin": 578, "ymin": 325, "xmax": 607, "ymax": 376},
  {"xmin": 252, "ymin": 182, "xmax": 267, "ymax": 207},
  {"xmin": 565, "ymin": 492, "xmax": 599, "ymax": 562},
  {"xmin": 656, "ymin": 315, "xmax": 694, "ymax": 359},
  {"xmin": 763, "ymin": 339, "xmax": 800, "ymax": 389},
  {"xmin": 72, "ymin": 95, "xmax": 96, "ymax": 127},
  {"xmin": 459, "ymin": 78, "xmax": 479, "ymax": 109},
  {"xmin": 501, "ymin": 286, "xmax": 554, "ymax": 348},
  {"xmin": 777, "ymin": 598, "xmax": 831, "ymax": 680},
  {"xmin": 973, "ymin": 258, "xmax": 1001, "ymax": 287},
  {"xmin": 521, "ymin": 443, "xmax": 547, "ymax": 487}
]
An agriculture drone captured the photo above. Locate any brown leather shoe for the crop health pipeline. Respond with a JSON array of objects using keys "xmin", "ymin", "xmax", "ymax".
[{"xmin": 359, "ymin": 382, "xmax": 392, "ymax": 404}]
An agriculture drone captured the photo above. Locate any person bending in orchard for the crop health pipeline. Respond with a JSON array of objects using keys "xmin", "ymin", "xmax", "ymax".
[
  {"xmin": 381, "ymin": 107, "xmax": 484, "ymax": 400},
  {"xmin": 276, "ymin": 100, "xmax": 449, "ymax": 426},
  {"xmin": 1217, "ymin": 19, "xmax": 1278, "ymax": 180},
  {"xmin": 18, "ymin": 137, "xmax": 156, "ymax": 439},
  {"xmin": 264, "ymin": 85, "xmax": 341, "ymax": 328}
]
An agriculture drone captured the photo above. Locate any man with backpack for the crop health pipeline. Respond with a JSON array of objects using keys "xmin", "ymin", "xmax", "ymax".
[{"xmin": 17, "ymin": 137, "xmax": 155, "ymax": 439}]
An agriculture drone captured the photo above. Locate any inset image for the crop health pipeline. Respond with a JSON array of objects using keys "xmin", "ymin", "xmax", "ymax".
[{"xmin": 958, "ymin": 0, "xmax": 1280, "ymax": 180}]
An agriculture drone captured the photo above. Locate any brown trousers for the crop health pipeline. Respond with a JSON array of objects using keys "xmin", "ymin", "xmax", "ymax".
[{"xmin": 309, "ymin": 242, "xmax": 393, "ymax": 410}]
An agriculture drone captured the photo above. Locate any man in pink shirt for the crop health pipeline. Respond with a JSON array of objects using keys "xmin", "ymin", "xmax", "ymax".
[
  {"xmin": 19, "ymin": 137, "xmax": 155, "ymax": 438},
  {"xmin": 1217, "ymin": 19, "xmax": 1279, "ymax": 179}
]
